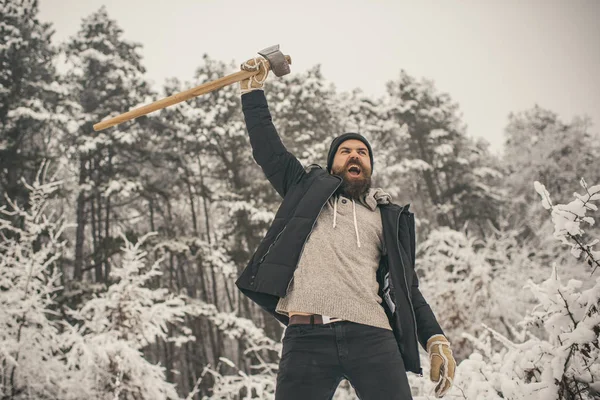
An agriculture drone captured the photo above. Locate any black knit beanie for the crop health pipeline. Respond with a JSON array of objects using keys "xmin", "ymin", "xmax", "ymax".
[{"xmin": 326, "ymin": 132, "xmax": 374, "ymax": 173}]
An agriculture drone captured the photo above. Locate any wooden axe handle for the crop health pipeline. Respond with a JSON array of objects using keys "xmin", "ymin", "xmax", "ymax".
[{"xmin": 93, "ymin": 55, "xmax": 291, "ymax": 132}]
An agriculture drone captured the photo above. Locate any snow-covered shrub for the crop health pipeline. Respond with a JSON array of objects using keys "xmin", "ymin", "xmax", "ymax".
[
  {"xmin": 0, "ymin": 169, "xmax": 85, "ymax": 399},
  {"xmin": 534, "ymin": 179, "xmax": 600, "ymax": 272},
  {"xmin": 416, "ymin": 222, "xmax": 545, "ymax": 364},
  {"xmin": 439, "ymin": 178, "xmax": 600, "ymax": 399},
  {"xmin": 64, "ymin": 232, "xmax": 196, "ymax": 399},
  {"xmin": 417, "ymin": 228, "xmax": 500, "ymax": 361},
  {"xmin": 0, "ymin": 167, "xmax": 201, "ymax": 399}
]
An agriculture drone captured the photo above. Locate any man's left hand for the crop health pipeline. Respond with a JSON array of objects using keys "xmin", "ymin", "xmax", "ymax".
[{"xmin": 426, "ymin": 334, "xmax": 456, "ymax": 398}]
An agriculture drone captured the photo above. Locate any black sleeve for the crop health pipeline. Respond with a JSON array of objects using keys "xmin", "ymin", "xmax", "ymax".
[
  {"xmin": 409, "ymin": 213, "xmax": 445, "ymax": 350},
  {"xmin": 241, "ymin": 90, "xmax": 306, "ymax": 198}
]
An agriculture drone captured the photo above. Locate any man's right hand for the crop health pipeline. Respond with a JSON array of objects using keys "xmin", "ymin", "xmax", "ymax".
[{"xmin": 239, "ymin": 57, "xmax": 270, "ymax": 95}]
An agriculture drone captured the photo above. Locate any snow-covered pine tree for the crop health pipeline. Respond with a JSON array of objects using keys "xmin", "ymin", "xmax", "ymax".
[
  {"xmin": 377, "ymin": 70, "xmax": 505, "ymax": 237},
  {"xmin": 503, "ymin": 106, "xmax": 600, "ymax": 246},
  {"xmin": 61, "ymin": 6, "xmax": 153, "ymax": 283},
  {"xmin": 0, "ymin": 0, "xmax": 70, "ymax": 212}
]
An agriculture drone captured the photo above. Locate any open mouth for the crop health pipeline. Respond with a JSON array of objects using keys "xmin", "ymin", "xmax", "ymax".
[{"xmin": 347, "ymin": 164, "xmax": 361, "ymax": 177}]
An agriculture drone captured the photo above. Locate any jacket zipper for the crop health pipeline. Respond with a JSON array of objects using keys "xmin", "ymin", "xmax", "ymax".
[
  {"xmin": 285, "ymin": 176, "xmax": 342, "ymax": 295},
  {"xmin": 259, "ymin": 226, "xmax": 287, "ymax": 264},
  {"xmin": 396, "ymin": 206, "xmax": 423, "ymax": 377}
]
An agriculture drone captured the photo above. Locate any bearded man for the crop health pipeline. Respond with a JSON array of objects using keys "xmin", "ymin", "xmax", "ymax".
[{"xmin": 234, "ymin": 57, "xmax": 456, "ymax": 400}]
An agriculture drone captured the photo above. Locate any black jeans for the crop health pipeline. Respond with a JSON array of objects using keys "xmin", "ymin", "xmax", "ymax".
[{"xmin": 275, "ymin": 320, "xmax": 414, "ymax": 400}]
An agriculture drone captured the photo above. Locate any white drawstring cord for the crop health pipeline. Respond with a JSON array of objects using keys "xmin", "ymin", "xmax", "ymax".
[
  {"xmin": 332, "ymin": 195, "xmax": 337, "ymax": 228},
  {"xmin": 352, "ymin": 199, "xmax": 361, "ymax": 248}
]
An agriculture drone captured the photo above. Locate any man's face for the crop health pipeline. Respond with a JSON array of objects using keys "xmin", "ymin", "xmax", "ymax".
[{"xmin": 330, "ymin": 139, "xmax": 372, "ymax": 200}]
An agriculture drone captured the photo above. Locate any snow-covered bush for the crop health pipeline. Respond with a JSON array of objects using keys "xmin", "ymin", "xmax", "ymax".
[
  {"xmin": 0, "ymin": 169, "xmax": 84, "ymax": 399},
  {"xmin": 417, "ymin": 228, "xmax": 506, "ymax": 361},
  {"xmin": 0, "ymin": 169, "xmax": 199, "ymax": 399},
  {"xmin": 63, "ymin": 231, "xmax": 197, "ymax": 399},
  {"xmin": 417, "ymin": 221, "xmax": 553, "ymax": 365},
  {"xmin": 438, "ymin": 178, "xmax": 600, "ymax": 399}
]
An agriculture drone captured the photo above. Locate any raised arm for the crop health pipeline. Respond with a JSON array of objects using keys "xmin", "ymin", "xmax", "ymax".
[{"xmin": 239, "ymin": 57, "xmax": 306, "ymax": 198}]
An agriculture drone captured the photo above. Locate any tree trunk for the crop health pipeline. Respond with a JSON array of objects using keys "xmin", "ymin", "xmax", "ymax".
[
  {"xmin": 197, "ymin": 258, "xmax": 221, "ymax": 367},
  {"xmin": 186, "ymin": 176, "xmax": 198, "ymax": 236},
  {"xmin": 223, "ymin": 278, "xmax": 235, "ymax": 312},
  {"xmin": 198, "ymin": 155, "xmax": 212, "ymax": 244},
  {"xmin": 74, "ymin": 157, "xmax": 87, "ymax": 281},
  {"xmin": 163, "ymin": 328, "xmax": 174, "ymax": 383},
  {"xmin": 90, "ymin": 174, "xmax": 103, "ymax": 283},
  {"xmin": 104, "ymin": 150, "xmax": 113, "ymax": 281}
]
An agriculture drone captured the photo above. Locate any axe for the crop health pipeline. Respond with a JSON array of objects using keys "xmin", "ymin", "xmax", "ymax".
[{"xmin": 93, "ymin": 45, "xmax": 292, "ymax": 132}]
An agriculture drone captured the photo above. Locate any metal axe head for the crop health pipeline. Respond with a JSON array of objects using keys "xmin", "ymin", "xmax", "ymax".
[{"xmin": 258, "ymin": 44, "xmax": 291, "ymax": 77}]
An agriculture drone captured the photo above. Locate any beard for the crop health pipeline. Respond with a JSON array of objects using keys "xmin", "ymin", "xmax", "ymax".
[{"xmin": 331, "ymin": 160, "xmax": 372, "ymax": 200}]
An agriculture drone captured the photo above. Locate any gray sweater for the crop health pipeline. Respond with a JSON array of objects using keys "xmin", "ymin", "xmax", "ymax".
[{"xmin": 276, "ymin": 187, "xmax": 394, "ymax": 331}]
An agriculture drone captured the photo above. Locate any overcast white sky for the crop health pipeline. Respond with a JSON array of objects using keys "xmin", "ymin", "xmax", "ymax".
[{"xmin": 39, "ymin": 0, "xmax": 600, "ymax": 156}]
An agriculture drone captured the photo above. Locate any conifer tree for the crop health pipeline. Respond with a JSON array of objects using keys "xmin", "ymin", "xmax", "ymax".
[
  {"xmin": 503, "ymin": 106, "xmax": 600, "ymax": 242},
  {"xmin": 62, "ymin": 6, "xmax": 152, "ymax": 282},
  {"xmin": 379, "ymin": 70, "xmax": 505, "ymax": 234},
  {"xmin": 0, "ymin": 0, "xmax": 68, "ymax": 212}
]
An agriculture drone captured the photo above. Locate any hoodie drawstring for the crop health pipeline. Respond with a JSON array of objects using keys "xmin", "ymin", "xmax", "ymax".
[
  {"xmin": 332, "ymin": 195, "xmax": 361, "ymax": 248},
  {"xmin": 333, "ymin": 197, "xmax": 337, "ymax": 228},
  {"xmin": 352, "ymin": 199, "xmax": 361, "ymax": 248}
]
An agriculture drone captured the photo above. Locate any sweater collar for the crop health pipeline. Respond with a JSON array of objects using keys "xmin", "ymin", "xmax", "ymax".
[
  {"xmin": 358, "ymin": 187, "xmax": 393, "ymax": 211},
  {"xmin": 331, "ymin": 188, "xmax": 393, "ymax": 248}
]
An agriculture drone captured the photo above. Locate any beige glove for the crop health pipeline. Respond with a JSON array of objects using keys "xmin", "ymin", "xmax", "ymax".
[
  {"xmin": 426, "ymin": 334, "xmax": 456, "ymax": 398},
  {"xmin": 239, "ymin": 56, "xmax": 270, "ymax": 95}
]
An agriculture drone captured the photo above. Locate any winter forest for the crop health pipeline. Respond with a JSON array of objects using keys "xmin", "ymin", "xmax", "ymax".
[{"xmin": 1, "ymin": 1, "xmax": 600, "ymax": 399}]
